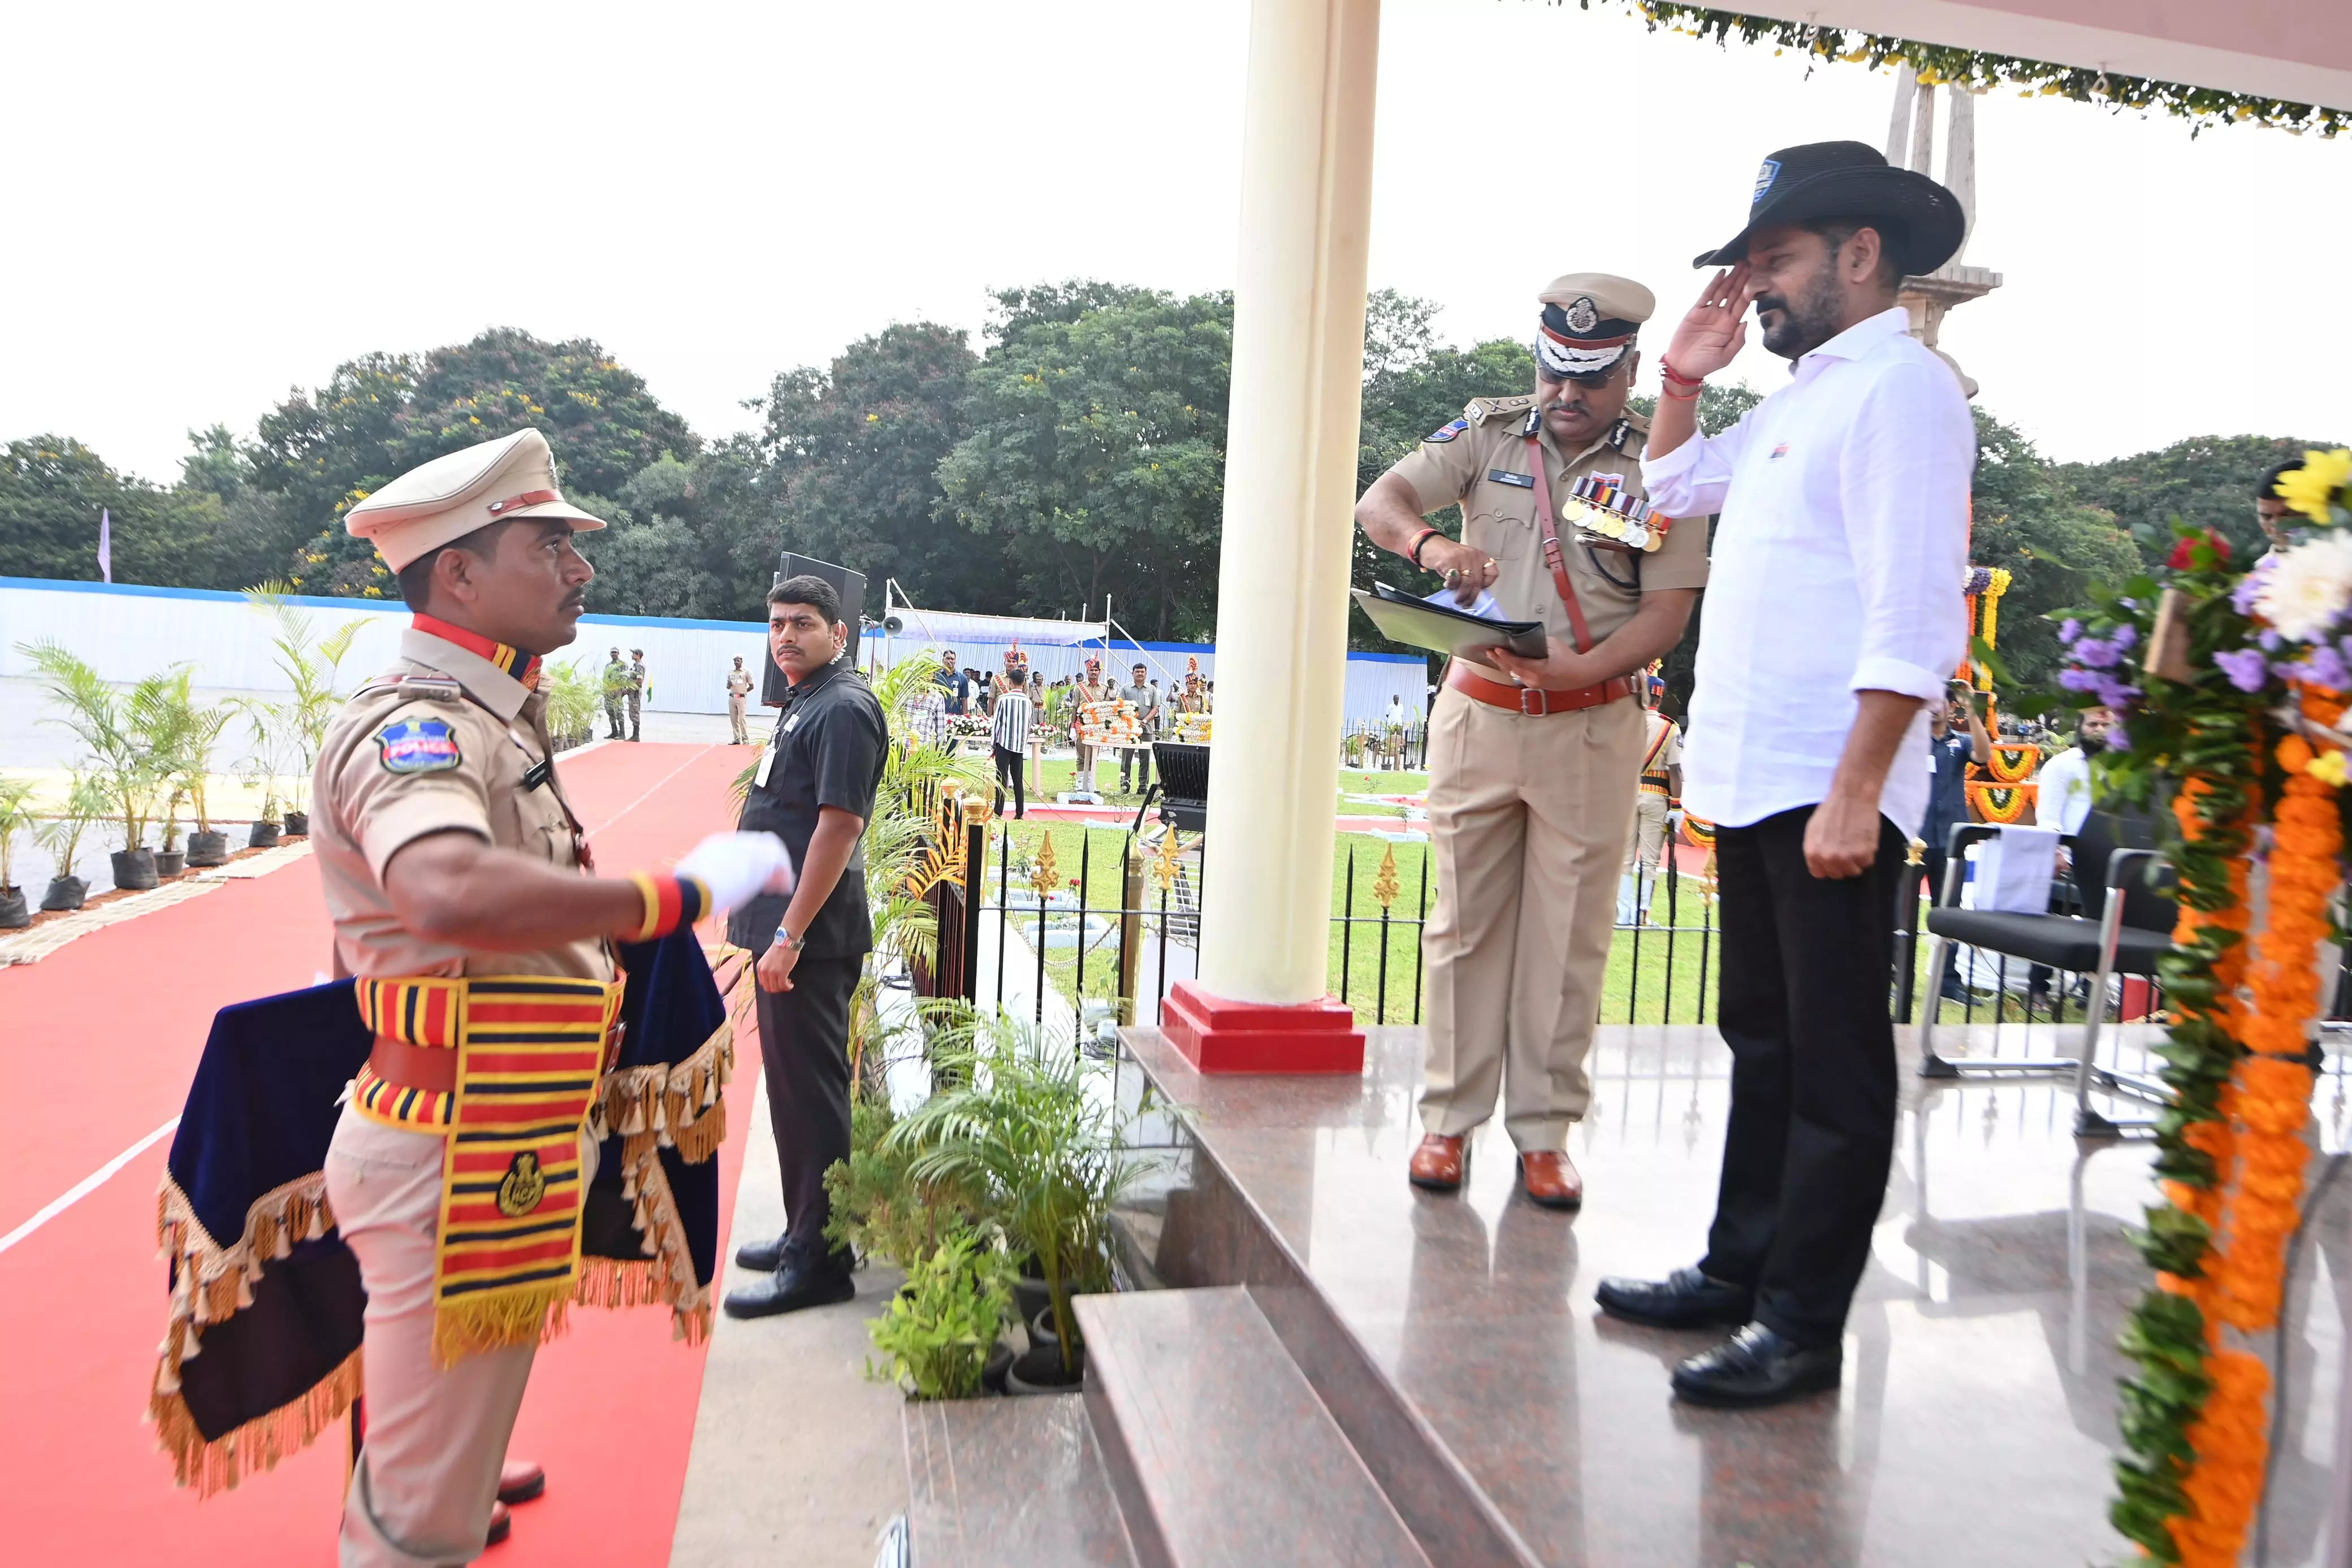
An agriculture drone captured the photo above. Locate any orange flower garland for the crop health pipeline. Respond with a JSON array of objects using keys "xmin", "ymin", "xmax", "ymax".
[{"xmin": 2161, "ymin": 776, "xmax": 2252, "ymax": 1287}]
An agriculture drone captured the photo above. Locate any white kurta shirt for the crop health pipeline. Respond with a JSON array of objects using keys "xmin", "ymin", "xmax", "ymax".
[
  {"xmin": 1641, "ymin": 306, "xmax": 1973, "ymax": 835},
  {"xmin": 2034, "ymin": 746, "xmax": 2095, "ymax": 835}
]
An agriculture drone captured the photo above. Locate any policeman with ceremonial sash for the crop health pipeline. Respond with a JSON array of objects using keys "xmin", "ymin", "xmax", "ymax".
[
  {"xmin": 1354, "ymin": 274, "xmax": 1707, "ymax": 1208},
  {"xmin": 317, "ymin": 428, "xmax": 792, "ymax": 1563}
]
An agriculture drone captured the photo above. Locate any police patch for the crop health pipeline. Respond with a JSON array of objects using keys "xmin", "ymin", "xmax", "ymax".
[
  {"xmin": 1427, "ymin": 417, "xmax": 1468, "ymax": 444},
  {"xmin": 1753, "ymin": 157, "xmax": 1781, "ymax": 206},
  {"xmin": 378, "ymin": 716, "xmax": 462, "ymax": 774}
]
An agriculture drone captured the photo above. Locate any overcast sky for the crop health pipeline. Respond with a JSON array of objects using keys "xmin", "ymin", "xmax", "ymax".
[{"xmin": 7, "ymin": 0, "xmax": 2347, "ymax": 485}]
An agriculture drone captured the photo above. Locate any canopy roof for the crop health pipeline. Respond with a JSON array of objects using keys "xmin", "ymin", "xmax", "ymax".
[{"xmin": 886, "ymin": 607, "xmax": 1109, "ymax": 648}]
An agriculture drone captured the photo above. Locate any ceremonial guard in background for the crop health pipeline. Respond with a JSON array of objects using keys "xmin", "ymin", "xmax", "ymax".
[
  {"xmin": 1072, "ymin": 655, "xmax": 1109, "ymax": 796},
  {"xmin": 193, "ymin": 428, "xmax": 793, "ymax": 1564},
  {"xmin": 1619, "ymin": 668, "xmax": 1683, "ymax": 924},
  {"xmin": 725, "ymin": 655, "xmax": 756, "ymax": 744},
  {"xmin": 601, "ymin": 648, "xmax": 629, "ymax": 739},
  {"xmin": 626, "ymin": 648, "xmax": 648, "ymax": 741},
  {"xmin": 1354, "ymin": 274, "xmax": 1707, "ymax": 1208}
]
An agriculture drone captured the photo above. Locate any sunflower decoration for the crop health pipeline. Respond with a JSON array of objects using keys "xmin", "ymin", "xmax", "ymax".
[{"xmin": 2275, "ymin": 447, "xmax": 2351, "ymax": 528}]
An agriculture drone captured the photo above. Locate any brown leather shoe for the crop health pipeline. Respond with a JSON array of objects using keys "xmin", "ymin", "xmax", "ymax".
[
  {"xmin": 486, "ymin": 1500, "xmax": 513, "ymax": 1546},
  {"xmin": 1517, "ymin": 1150, "xmax": 1583, "ymax": 1210},
  {"xmin": 1408, "ymin": 1133, "xmax": 1468, "ymax": 1192},
  {"xmin": 497, "ymin": 1458, "xmax": 545, "ymax": 1505}
]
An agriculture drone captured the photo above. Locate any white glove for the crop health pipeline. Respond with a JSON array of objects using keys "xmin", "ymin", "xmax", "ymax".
[{"xmin": 672, "ymin": 831, "xmax": 796, "ymax": 911}]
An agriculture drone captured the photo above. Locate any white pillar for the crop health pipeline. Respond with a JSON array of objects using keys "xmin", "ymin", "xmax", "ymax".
[
  {"xmin": 1196, "ymin": 0, "xmax": 1382, "ymax": 1007},
  {"xmin": 1945, "ymin": 86, "xmax": 1978, "ymax": 261},
  {"xmin": 1883, "ymin": 64, "xmax": 1918, "ymax": 164}
]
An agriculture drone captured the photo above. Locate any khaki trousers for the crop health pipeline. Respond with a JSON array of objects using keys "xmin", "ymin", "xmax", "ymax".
[
  {"xmin": 1624, "ymin": 790, "xmax": 1670, "ymax": 875},
  {"xmin": 728, "ymin": 694, "xmax": 749, "ymax": 744},
  {"xmin": 1420, "ymin": 683, "xmax": 1642, "ymax": 1150},
  {"xmin": 325, "ymin": 1107, "xmax": 596, "ymax": 1567}
]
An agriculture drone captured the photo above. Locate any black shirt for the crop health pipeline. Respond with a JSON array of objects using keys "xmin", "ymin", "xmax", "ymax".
[
  {"xmin": 1922, "ymin": 729, "xmax": 1974, "ymax": 856},
  {"xmin": 729, "ymin": 662, "xmax": 888, "ymax": 959},
  {"xmin": 933, "ymin": 667, "xmax": 971, "ymax": 716}
]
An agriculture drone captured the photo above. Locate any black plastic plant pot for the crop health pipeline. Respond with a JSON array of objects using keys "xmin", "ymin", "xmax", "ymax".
[
  {"xmin": 153, "ymin": 850, "xmax": 186, "ymax": 878},
  {"xmin": 981, "ymin": 1339, "xmax": 1015, "ymax": 1395},
  {"xmin": 111, "ymin": 849, "xmax": 158, "ymax": 891},
  {"xmin": 283, "ymin": 810, "xmax": 310, "ymax": 837},
  {"xmin": 1013, "ymin": 1274, "xmax": 1052, "ymax": 1327},
  {"xmin": 0, "ymin": 887, "xmax": 27, "ymax": 929},
  {"xmin": 1003, "ymin": 1343, "xmax": 1084, "ymax": 1396},
  {"xmin": 184, "ymin": 831, "xmax": 230, "ymax": 868},
  {"xmin": 41, "ymin": 876, "xmax": 87, "ymax": 912},
  {"xmin": 248, "ymin": 821, "xmax": 282, "ymax": 850}
]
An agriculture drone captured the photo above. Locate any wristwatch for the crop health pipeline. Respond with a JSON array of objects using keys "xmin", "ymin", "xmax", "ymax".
[{"xmin": 773, "ymin": 924, "xmax": 806, "ymax": 952}]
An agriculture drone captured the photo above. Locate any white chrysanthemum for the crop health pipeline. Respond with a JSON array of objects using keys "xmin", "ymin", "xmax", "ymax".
[{"xmin": 2256, "ymin": 530, "xmax": 2352, "ymax": 643}]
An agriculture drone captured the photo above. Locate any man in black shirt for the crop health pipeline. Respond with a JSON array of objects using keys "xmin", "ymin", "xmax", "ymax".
[
  {"xmin": 932, "ymin": 649, "xmax": 973, "ymax": 752},
  {"xmin": 1918, "ymin": 683, "xmax": 1991, "ymax": 1003},
  {"xmin": 723, "ymin": 575, "xmax": 889, "ymax": 1319}
]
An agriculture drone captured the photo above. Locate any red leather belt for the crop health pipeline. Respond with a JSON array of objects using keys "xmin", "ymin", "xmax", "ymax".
[
  {"xmin": 369, "ymin": 1036, "xmax": 456, "ymax": 1096},
  {"xmin": 1447, "ymin": 661, "xmax": 1634, "ymax": 716}
]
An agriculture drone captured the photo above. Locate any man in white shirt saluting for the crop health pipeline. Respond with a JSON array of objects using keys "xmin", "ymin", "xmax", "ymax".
[{"xmin": 1593, "ymin": 142, "xmax": 1973, "ymax": 1409}]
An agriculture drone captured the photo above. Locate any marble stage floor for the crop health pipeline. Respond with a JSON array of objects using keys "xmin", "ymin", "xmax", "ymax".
[{"xmin": 1116, "ymin": 1023, "xmax": 2352, "ymax": 1568}]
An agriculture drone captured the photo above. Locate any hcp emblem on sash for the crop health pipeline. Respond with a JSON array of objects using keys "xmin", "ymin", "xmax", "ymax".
[{"xmin": 496, "ymin": 1150, "xmax": 547, "ymax": 1216}]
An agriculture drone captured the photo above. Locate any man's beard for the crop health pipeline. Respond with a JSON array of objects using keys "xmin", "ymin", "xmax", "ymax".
[
  {"xmin": 2079, "ymin": 734, "xmax": 2107, "ymax": 756},
  {"xmin": 1754, "ymin": 269, "xmax": 1846, "ymax": 358}
]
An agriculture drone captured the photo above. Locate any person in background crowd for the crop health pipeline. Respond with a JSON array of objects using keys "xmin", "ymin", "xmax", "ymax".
[
  {"xmin": 2024, "ymin": 703, "xmax": 2111, "ymax": 1010},
  {"xmin": 1619, "ymin": 673, "xmax": 1684, "ymax": 925},
  {"xmin": 932, "ymin": 649, "xmax": 973, "ymax": 752},
  {"xmin": 626, "ymin": 648, "xmax": 648, "ymax": 742},
  {"xmin": 725, "ymin": 655, "xmax": 756, "ymax": 745},
  {"xmin": 1597, "ymin": 141, "xmax": 1973, "ymax": 1408},
  {"xmin": 1118, "ymin": 661, "xmax": 1158, "ymax": 795},
  {"xmin": 2257, "ymin": 457, "xmax": 2309, "ymax": 555},
  {"xmin": 1919, "ymin": 682, "xmax": 1993, "ymax": 1003},
  {"xmin": 601, "ymin": 648, "xmax": 629, "ymax": 739},
  {"xmin": 725, "ymin": 576, "xmax": 888, "ymax": 1320},
  {"xmin": 1354, "ymin": 271, "xmax": 1705, "ymax": 1214},
  {"xmin": 1026, "ymin": 668, "xmax": 1047, "ymax": 794},
  {"xmin": 1072, "ymin": 656, "xmax": 1110, "ymax": 796},
  {"xmin": 992, "ymin": 672, "xmax": 1034, "ymax": 820},
  {"xmin": 1381, "ymin": 693, "xmax": 1408, "ymax": 770}
]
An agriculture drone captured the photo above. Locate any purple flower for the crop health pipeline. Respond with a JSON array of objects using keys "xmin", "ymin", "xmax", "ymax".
[
  {"xmin": 2260, "ymin": 629, "xmax": 2283, "ymax": 652},
  {"xmin": 2302, "ymin": 645, "xmax": 2351, "ymax": 690},
  {"xmin": 2058, "ymin": 668, "xmax": 2097, "ymax": 693},
  {"xmin": 2059, "ymin": 618, "xmax": 2083, "ymax": 642},
  {"xmin": 2090, "ymin": 675, "xmax": 2143, "ymax": 711},
  {"xmin": 2214, "ymin": 647, "xmax": 2272, "ymax": 693},
  {"xmin": 2111, "ymin": 624, "xmax": 2138, "ymax": 651},
  {"xmin": 2105, "ymin": 725, "xmax": 2132, "ymax": 753},
  {"xmin": 2073, "ymin": 638, "xmax": 2121, "ymax": 669}
]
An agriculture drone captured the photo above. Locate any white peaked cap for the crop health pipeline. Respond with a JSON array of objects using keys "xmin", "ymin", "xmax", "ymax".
[{"xmin": 344, "ymin": 428, "xmax": 609, "ymax": 571}]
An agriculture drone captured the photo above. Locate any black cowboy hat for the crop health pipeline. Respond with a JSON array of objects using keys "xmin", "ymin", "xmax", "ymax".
[{"xmin": 1696, "ymin": 140, "xmax": 1965, "ymax": 276}]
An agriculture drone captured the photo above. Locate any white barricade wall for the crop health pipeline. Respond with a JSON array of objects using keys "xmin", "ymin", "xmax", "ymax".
[{"xmin": 0, "ymin": 577, "xmax": 772, "ymax": 715}]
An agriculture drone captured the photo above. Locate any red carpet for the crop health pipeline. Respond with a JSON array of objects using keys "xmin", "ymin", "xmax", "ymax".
[{"xmin": 0, "ymin": 740, "xmax": 761, "ymax": 1564}]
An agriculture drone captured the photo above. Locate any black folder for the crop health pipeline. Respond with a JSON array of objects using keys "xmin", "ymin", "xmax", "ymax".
[{"xmin": 1352, "ymin": 583, "xmax": 1546, "ymax": 660}]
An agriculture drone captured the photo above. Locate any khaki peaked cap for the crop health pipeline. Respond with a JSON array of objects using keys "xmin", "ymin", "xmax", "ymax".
[{"xmin": 345, "ymin": 428, "xmax": 609, "ymax": 572}]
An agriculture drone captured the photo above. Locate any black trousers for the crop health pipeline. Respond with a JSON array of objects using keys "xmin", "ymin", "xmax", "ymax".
[
  {"xmin": 1120, "ymin": 743, "xmax": 1152, "ymax": 792},
  {"xmin": 751, "ymin": 951, "xmax": 862, "ymax": 1265},
  {"xmin": 1700, "ymin": 804, "xmax": 1906, "ymax": 1345},
  {"xmin": 993, "ymin": 744, "xmax": 1026, "ymax": 819}
]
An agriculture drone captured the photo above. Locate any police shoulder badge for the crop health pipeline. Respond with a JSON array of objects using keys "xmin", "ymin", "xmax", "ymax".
[
  {"xmin": 1426, "ymin": 417, "xmax": 1468, "ymax": 444},
  {"xmin": 378, "ymin": 716, "xmax": 463, "ymax": 775}
]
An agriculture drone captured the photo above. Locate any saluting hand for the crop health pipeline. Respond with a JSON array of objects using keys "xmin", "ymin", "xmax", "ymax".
[{"xmin": 1663, "ymin": 265, "xmax": 1756, "ymax": 382}]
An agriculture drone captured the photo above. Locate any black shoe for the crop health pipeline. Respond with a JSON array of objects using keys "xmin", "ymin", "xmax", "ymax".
[
  {"xmin": 723, "ymin": 1253, "xmax": 855, "ymax": 1319},
  {"xmin": 1671, "ymin": 1322, "xmax": 1843, "ymax": 1408},
  {"xmin": 733, "ymin": 1231, "xmax": 792, "ymax": 1274},
  {"xmin": 1594, "ymin": 1266, "xmax": 1753, "ymax": 1329}
]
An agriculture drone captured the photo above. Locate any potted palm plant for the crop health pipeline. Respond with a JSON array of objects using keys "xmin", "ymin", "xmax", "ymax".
[
  {"xmin": 0, "ymin": 777, "xmax": 34, "ymax": 929},
  {"xmin": 148, "ymin": 669, "xmax": 236, "ymax": 867},
  {"xmin": 247, "ymin": 584, "xmax": 361, "ymax": 837},
  {"xmin": 36, "ymin": 774, "xmax": 105, "ymax": 911},
  {"xmin": 19, "ymin": 643, "xmax": 178, "ymax": 890},
  {"xmin": 890, "ymin": 1013, "xmax": 1138, "ymax": 1393}
]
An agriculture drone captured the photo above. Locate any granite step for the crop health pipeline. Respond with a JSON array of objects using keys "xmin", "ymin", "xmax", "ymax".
[
  {"xmin": 903, "ymin": 1393, "xmax": 1139, "ymax": 1567},
  {"xmin": 1076, "ymin": 1287, "xmax": 1431, "ymax": 1568}
]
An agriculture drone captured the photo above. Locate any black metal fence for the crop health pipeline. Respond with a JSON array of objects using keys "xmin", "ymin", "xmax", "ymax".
[{"xmin": 1338, "ymin": 720, "xmax": 1427, "ymax": 774}]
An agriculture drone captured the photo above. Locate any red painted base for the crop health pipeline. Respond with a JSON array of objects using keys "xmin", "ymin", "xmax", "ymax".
[{"xmin": 1159, "ymin": 981, "xmax": 1366, "ymax": 1075}]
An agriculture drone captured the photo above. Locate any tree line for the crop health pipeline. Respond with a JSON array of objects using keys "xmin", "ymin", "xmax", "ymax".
[{"xmin": 0, "ymin": 283, "xmax": 2331, "ymax": 692}]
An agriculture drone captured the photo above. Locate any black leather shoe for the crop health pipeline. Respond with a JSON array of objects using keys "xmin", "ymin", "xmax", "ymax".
[
  {"xmin": 1594, "ymin": 1266, "xmax": 1753, "ymax": 1329},
  {"xmin": 733, "ymin": 1231, "xmax": 792, "ymax": 1274},
  {"xmin": 723, "ymin": 1253, "xmax": 855, "ymax": 1319},
  {"xmin": 1671, "ymin": 1323, "xmax": 1842, "ymax": 1408}
]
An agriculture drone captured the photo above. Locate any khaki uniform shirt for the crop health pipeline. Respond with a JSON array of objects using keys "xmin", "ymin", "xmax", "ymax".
[
  {"xmin": 725, "ymin": 668, "xmax": 755, "ymax": 698},
  {"xmin": 1386, "ymin": 400, "xmax": 1709, "ymax": 676},
  {"xmin": 1639, "ymin": 709, "xmax": 1683, "ymax": 792},
  {"xmin": 313, "ymin": 627, "xmax": 611, "ymax": 985}
]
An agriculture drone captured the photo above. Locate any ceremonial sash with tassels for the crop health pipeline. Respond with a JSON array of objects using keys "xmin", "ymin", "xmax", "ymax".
[
  {"xmin": 149, "ymin": 932, "xmax": 743, "ymax": 1497},
  {"xmin": 354, "ymin": 975, "xmax": 624, "ymax": 1364}
]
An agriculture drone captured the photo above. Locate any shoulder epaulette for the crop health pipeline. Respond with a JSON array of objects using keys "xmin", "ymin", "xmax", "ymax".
[
  {"xmin": 1608, "ymin": 417, "xmax": 1638, "ymax": 454},
  {"xmin": 353, "ymin": 675, "xmax": 463, "ymax": 705},
  {"xmin": 1464, "ymin": 393, "xmax": 1537, "ymax": 428}
]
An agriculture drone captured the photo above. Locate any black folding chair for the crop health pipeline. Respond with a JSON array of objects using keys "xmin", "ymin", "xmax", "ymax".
[{"xmin": 1916, "ymin": 811, "xmax": 2172, "ymax": 1136}]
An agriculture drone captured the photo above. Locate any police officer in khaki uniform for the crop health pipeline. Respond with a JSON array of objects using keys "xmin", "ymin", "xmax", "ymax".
[
  {"xmin": 322, "ymin": 428, "xmax": 789, "ymax": 1565},
  {"xmin": 725, "ymin": 655, "xmax": 756, "ymax": 744},
  {"xmin": 1354, "ymin": 274, "xmax": 1707, "ymax": 1207},
  {"xmin": 1619, "ymin": 672, "xmax": 1683, "ymax": 924}
]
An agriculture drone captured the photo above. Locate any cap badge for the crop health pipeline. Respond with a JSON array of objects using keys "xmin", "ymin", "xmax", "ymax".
[
  {"xmin": 1753, "ymin": 158, "xmax": 1781, "ymax": 207},
  {"xmin": 1563, "ymin": 297, "xmax": 1599, "ymax": 335}
]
